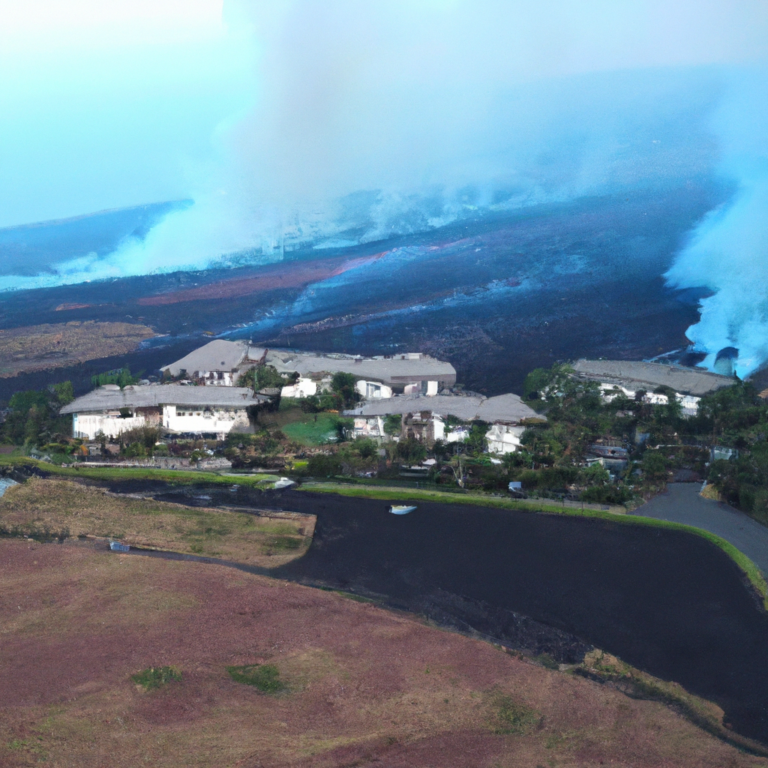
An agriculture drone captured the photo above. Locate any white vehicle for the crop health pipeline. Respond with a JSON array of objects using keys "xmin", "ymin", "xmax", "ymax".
[{"xmin": 389, "ymin": 505, "xmax": 417, "ymax": 515}]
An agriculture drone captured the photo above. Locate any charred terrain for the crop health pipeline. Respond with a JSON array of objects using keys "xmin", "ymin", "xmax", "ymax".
[{"xmin": 0, "ymin": 182, "xmax": 722, "ymax": 400}]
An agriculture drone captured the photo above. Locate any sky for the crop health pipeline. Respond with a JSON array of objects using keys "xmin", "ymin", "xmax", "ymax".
[
  {"xmin": 0, "ymin": 0, "xmax": 256, "ymax": 227},
  {"xmin": 1, "ymin": 0, "xmax": 767, "ymax": 229}
]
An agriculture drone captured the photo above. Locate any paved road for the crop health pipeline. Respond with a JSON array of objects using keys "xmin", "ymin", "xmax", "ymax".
[{"xmin": 633, "ymin": 484, "xmax": 768, "ymax": 576}]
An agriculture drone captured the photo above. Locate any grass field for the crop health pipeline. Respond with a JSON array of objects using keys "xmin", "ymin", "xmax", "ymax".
[
  {"xmin": 0, "ymin": 477, "xmax": 314, "ymax": 565},
  {"xmin": 282, "ymin": 413, "xmax": 349, "ymax": 446}
]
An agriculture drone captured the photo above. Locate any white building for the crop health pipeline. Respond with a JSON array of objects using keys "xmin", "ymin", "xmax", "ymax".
[
  {"xmin": 161, "ymin": 340, "xmax": 251, "ymax": 385},
  {"xmin": 485, "ymin": 424, "xmax": 526, "ymax": 455},
  {"xmin": 346, "ymin": 392, "xmax": 541, "ymax": 453},
  {"xmin": 281, "ymin": 377, "xmax": 318, "ymax": 399},
  {"xmin": 355, "ymin": 379, "xmax": 394, "ymax": 400},
  {"xmin": 61, "ymin": 384, "xmax": 267, "ymax": 440},
  {"xmin": 251, "ymin": 348, "xmax": 455, "ymax": 400},
  {"xmin": 352, "ymin": 416, "xmax": 386, "ymax": 439},
  {"xmin": 598, "ymin": 383, "xmax": 700, "ymax": 414},
  {"xmin": 445, "ymin": 426, "xmax": 470, "ymax": 443},
  {"xmin": 571, "ymin": 359, "xmax": 734, "ymax": 416}
]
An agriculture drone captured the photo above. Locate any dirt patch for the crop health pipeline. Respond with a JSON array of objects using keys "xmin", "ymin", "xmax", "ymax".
[
  {"xmin": 0, "ymin": 321, "xmax": 155, "ymax": 377},
  {"xmin": 0, "ymin": 539, "xmax": 765, "ymax": 768},
  {"xmin": 0, "ymin": 478, "xmax": 314, "ymax": 566},
  {"xmin": 137, "ymin": 253, "xmax": 384, "ymax": 306}
]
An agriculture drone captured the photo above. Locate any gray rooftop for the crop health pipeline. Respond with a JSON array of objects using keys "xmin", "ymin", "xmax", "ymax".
[
  {"xmin": 161, "ymin": 340, "xmax": 249, "ymax": 377},
  {"xmin": 571, "ymin": 359, "xmax": 735, "ymax": 397},
  {"xmin": 345, "ymin": 392, "xmax": 541, "ymax": 423},
  {"xmin": 249, "ymin": 348, "xmax": 456, "ymax": 387},
  {"xmin": 61, "ymin": 384, "xmax": 264, "ymax": 414}
]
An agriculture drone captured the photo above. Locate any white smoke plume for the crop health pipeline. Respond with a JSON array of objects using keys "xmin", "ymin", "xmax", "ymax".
[
  {"xmin": 2, "ymin": 0, "xmax": 768, "ymax": 294},
  {"xmin": 665, "ymin": 68, "xmax": 768, "ymax": 378}
]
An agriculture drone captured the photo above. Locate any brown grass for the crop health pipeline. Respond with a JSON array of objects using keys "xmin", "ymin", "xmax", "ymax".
[
  {"xmin": 0, "ymin": 320, "xmax": 155, "ymax": 377},
  {"xmin": 0, "ymin": 539, "xmax": 766, "ymax": 768},
  {"xmin": 0, "ymin": 478, "xmax": 314, "ymax": 566}
]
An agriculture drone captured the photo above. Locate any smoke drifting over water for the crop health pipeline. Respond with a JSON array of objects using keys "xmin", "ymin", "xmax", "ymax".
[{"xmin": 666, "ymin": 69, "xmax": 768, "ymax": 378}]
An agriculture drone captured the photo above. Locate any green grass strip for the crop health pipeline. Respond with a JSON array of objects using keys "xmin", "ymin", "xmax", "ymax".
[
  {"xmin": 299, "ymin": 482, "xmax": 768, "ymax": 610},
  {"xmin": 298, "ymin": 482, "xmax": 626, "ymax": 515},
  {"xmin": 0, "ymin": 456, "xmax": 274, "ymax": 487}
]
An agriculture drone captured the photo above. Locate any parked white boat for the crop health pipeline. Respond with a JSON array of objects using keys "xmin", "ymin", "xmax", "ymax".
[
  {"xmin": 273, "ymin": 477, "xmax": 295, "ymax": 489},
  {"xmin": 389, "ymin": 505, "xmax": 417, "ymax": 515}
]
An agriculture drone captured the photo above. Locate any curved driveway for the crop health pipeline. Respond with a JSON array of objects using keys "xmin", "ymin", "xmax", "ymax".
[{"xmin": 632, "ymin": 484, "xmax": 768, "ymax": 576}]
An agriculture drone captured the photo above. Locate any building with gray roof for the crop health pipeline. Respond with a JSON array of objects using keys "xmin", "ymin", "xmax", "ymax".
[
  {"xmin": 571, "ymin": 359, "xmax": 734, "ymax": 398},
  {"xmin": 161, "ymin": 340, "xmax": 249, "ymax": 384},
  {"xmin": 61, "ymin": 384, "xmax": 266, "ymax": 440},
  {"xmin": 250, "ymin": 348, "xmax": 456, "ymax": 393},
  {"xmin": 345, "ymin": 392, "xmax": 541, "ymax": 423}
]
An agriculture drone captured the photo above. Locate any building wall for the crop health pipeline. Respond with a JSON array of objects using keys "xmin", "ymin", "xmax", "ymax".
[
  {"xmin": 73, "ymin": 404, "xmax": 250, "ymax": 440},
  {"xmin": 485, "ymin": 424, "xmax": 525, "ymax": 455},
  {"xmin": 163, "ymin": 405, "xmax": 250, "ymax": 434},
  {"xmin": 193, "ymin": 370, "xmax": 236, "ymax": 386},
  {"xmin": 73, "ymin": 412, "xmax": 147, "ymax": 440},
  {"xmin": 598, "ymin": 383, "xmax": 701, "ymax": 414},
  {"xmin": 282, "ymin": 377, "xmax": 317, "ymax": 399},
  {"xmin": 445, "ymin": 426, "xmax": 469, "ymax": 443},
  {"xmin": 353, "ymin": 416, "xmax": 386, "ymax": 439},
  {"xmin": 355, "ymin": 380, "xmax": 394, "ymax": 400}
]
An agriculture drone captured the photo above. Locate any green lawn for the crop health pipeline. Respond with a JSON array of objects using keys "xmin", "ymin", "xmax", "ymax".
[
  {"xmin": 0, "ymin": 456, "xmax": 277, "ymax": 487},
  {"xmin": 282, "ymin": 414, "xmax": 349, "ymax": 446}
]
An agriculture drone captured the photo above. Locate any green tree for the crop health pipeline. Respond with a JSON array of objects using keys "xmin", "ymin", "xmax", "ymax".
[
  {"xmin": 91, "ymin": 367, "xmax": 137, "ymax": 388},
  {"xmin": 581, "ymin": 463, "xmax": 610, "ymax": 486},
  {"xmin": 330, "ymin": 372, "xmax": 360, "ymax": 409},
  {"xmin": 51, "ymin": 381, "xmax": 74, "ymax": 405},
  {"xmin": 641, "ymin": 451, "xmax": 668, "ymax": 481},
  {"xmin": 383, "ymin": 414, "xmax": 402, "ymax": 436},
  {"xmin": 307, "ymin": 454, "xmax": 342, "ymax": 476},
  {"xmin": 395, "ymin": 437, "xmax": 427, "ymax": 464}
]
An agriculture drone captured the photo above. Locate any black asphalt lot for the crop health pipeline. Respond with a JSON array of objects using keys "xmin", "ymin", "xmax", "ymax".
[{"xmin": 633, "ymin": 484, "xmax": 768, "ymax": 576}]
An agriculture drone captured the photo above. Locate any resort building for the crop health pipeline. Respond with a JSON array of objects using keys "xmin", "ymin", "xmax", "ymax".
[
  {"xmin": 570, "ymin": 359, "xmax": 735, "ymax": 416},
  {"xmin": 160, "ymin": 341, "xmax": 456, "ymax": 401},
  {"xmin": 346, "ymin": 392, "xmax": 541, "ymax": 454},
  {"xmin": 160, "ymin": 340, "xmax": 251, "ymax": 386},
  {"xmin": 60, "ymin": 384, "xmax": 267, "ymax": 440},
  {"xmin": 250, "ymin": 348, "xmax": 455, "ymax": 399}
]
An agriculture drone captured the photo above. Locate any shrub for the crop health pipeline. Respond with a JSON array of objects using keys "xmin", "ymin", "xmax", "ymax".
[
  {"xmin": 330, "ymin": 372, "xmax": 360, "ymax": 408},
  {"xmin": 131, "ymin": 666, "xmax": 182, "ymax": 690},
  {"xmin": 226, "ymin": 664, "xmax": 285, "ymax": 693},
  {"xmin": 489, "ymin": 693, "xmax": 541, "ymax": 735},
  {"xmin": 307, "ymin": 453, "xmax": 342, "ymax": 476}
]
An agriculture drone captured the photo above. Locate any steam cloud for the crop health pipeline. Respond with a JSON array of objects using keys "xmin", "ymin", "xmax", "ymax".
[
  {"xmin": 3, "ymin": 0, "xmax": 768, "ymax": 380},
  {"xmin": 665, "ymin": 68, "xmax": 768, "ymax": 378}
]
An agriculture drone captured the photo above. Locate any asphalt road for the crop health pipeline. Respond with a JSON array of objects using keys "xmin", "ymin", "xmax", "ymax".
[{"xmin": 633, "ymin": 484, "xmax": 768, "ymax": 576}]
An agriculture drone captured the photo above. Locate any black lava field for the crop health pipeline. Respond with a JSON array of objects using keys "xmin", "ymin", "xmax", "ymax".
[
  {"xmin": 273, "ymin": 491, "xmax": 768, "ymax": 745},
  {"xmin": 0, "ymin": 181, "xmax": 723, "ymax": 399},
  {"xmin": 101, "ymin": 478, "xmax": 768, "ymax": 746}
]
